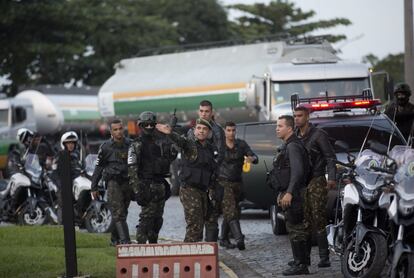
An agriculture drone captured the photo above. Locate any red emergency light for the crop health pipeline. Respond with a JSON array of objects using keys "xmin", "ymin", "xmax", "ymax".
[{"xmin": 298, "ymin": 99, "xmax": 381, "ymax": 112}]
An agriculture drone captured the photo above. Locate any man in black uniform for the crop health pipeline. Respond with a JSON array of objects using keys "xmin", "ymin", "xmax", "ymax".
[
  {"xmin": 294, "ymin": 106, "xmax": 336, "ymax": 268},
  {"xmin": 270, "ymin": 115, "xmax": 311, "ymax": 276},
  {"xmin": 128, "ymin": 111, "xmax": 177, "ymax": 244},
  {"xmin": 187, "ymin": 100, "xmax": 225, "ymax": 242},
  {"xmin": 218, "ymin": 122, "xmax": 258, "ymax": 250},
  {"xmin": 384, "ymin": 83, "xmax": 414, "ymax": 141},
  {"xmin": 91, "ymin": 119, "xmax": 132, "ymax": 245}
]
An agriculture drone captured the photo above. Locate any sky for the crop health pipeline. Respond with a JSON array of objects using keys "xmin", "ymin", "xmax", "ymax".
[{"xmin": 223, "ymin": 0, "xmax": 408, "ymax": 62}]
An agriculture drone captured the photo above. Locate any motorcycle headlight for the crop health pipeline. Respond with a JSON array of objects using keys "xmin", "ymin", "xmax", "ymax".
[
  {"xmin": 361, "ymin": 188, "xmax": 380, "ymax": 202},
  {"xmin": 398, "ymin": 199, "xmax": 414, "ymax": 216}
]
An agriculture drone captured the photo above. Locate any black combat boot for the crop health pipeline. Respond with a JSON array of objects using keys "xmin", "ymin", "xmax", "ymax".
[
  {"xmin": 229, "ymin": 220, "xmax": 245, "ymax": 250},
  {"xmin": 219, "ymin": 221, "xmax": 236, "ymax": 249},
  {"xmin": 205, "ymin": 223, "xmax": 219, "ymax": 242},
  {"xmin": 110, "ymin": 228, "xmax": 119, "ymax": 246},
  {"xmin": 116, "ymin": 221, "xmax": 131, "ymax": 244},
  {"xmin": 282, "ymin": 240, "xmax": 310, "ymax": 276},
  {"xmin": 317, "ymin": 231, "xmax": 331, "ymax": 267}
]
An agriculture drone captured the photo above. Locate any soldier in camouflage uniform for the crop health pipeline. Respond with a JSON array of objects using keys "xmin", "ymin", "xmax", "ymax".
[
  {"xmin": 91, "ymin": 119, "xmax": 132, "ymax": 245},
  {"xmin": 158, "ymin": 118, "xmax": 218, "ymax": 242},
  {"xmin": 294, "ymin": 106, "xmax": 336, "ymax": 268},
  {"xmin": 187, "ymin": 100, "xmax": 225, "ymax": 242},
  {"xmin": 128, "ymin": 111, "xmax": 177, "ymax": 244},
  {"xmin": 218, "ymin": 121, "xmax": 258, "ymax": 250},
  {"xmin": 270, "ymin": 115, "xmax": 311, "ymax": 276},
  {"xmin": 384, "ymin": 83, "xmax": 414, "ymax": 141}
]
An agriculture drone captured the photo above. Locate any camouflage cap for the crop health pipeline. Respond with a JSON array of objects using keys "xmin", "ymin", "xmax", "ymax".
[{"xmin": 195, "ymin": 118, "xmax": 212, "ymax": 130}]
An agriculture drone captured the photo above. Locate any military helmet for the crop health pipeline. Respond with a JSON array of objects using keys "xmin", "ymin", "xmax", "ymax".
[
  {"xmin": 138, "ymin": 111, "xmax": 157, "ymax": 127},
  {"xmin": 393, "ymin": 83, "xmax": 411, "ymax": 97},
  {"xmin": 16, "ymin": 128, "xmax": 34, "ymax": 144},
  {"xmin": 60, "ymin": 131, "xmax": 78, "ymax": 149}
]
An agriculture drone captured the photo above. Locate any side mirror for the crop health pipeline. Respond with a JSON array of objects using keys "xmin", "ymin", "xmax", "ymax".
[
  {"xmin": 368, "ymin": 140, "xmax": 388, "ymax": 155},
  {"xmin": 335, "ymin": 140, "xmax": 350, "ymax": 152}
]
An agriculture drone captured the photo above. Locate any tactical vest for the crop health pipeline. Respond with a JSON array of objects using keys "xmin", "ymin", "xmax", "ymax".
[
  {"xmin": 219, "ymin": 139, "xmax": 245, "ymax": 181},
  {"xmin": 139, "ymin": 135, "xmax": 174, "ymax": 180},
  {"xmin": 180, "ymin": 142, "xmax": 215, "ymax": 191},
  {"xmin": 103, "ymin": 141, "xmax": 129, "ymax": 179}
]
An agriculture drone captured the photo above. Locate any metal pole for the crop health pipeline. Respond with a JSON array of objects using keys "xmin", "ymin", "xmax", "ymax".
[
  {"xmin": 58, "ymin": 150, "xmax": 78, "ymax": 277},
  {"xmin": 404, "ymin": 0, "xmax": 414, "ymax": 102}
]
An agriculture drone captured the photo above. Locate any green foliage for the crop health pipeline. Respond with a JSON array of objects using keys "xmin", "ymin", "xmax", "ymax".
[
  {"xmin": 0, "ymin": 225, "xmax": 116, "ymax": 277},
  {"xmin": 0, "ymin": 0, "xmax": 351, "ymax": 96},
  {"xmin": 227, "ymin": 0, "xmax": 351, "ymax": 42}
]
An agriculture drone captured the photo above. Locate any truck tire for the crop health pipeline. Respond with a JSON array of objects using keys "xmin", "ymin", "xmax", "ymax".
[{"xmin": 270, "ymin": 204, "xmax": 287, "ymax": 235}]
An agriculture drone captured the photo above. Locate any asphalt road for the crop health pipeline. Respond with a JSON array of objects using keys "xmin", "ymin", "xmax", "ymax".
[{"xmin": 126, "ymin": 196, "xmax": 344, "ymax": 277}]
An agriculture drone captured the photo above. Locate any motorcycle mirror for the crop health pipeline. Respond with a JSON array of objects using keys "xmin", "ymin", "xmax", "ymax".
[
  {"xmin": 368, "ymin": 140, "xmax": 388, "ymax": 155},
  {"xmin": 335, "ymin": 140, "xmax": 350, "ymax": 152}
]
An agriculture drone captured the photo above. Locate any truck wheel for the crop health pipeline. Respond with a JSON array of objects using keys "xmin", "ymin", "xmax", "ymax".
[{"xmin": 270, "ymin": 204, "xmax": 287, "ymax": 235}]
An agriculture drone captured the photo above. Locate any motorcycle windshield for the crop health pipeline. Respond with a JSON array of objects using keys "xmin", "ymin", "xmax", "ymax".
[
  {"xmin": 355, "ymin": 150, "xmax": 385, "ymax": 190},
  {"xmin": 84, "ymin": 154, "xmax": 98, "ymax": 177},
  {"xmin": 394, "ymin": 148, "xmax": 414, "ymax": 201},
  {"xmin": 389, "ymin": 145, "xmax": 412, "ymax": 166},
  {"xmin": 24, "ymin": 154, "xmax": 42, "ymax": 180}
]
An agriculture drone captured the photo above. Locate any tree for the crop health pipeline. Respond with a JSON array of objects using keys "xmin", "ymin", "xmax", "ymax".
[
  {"xmin": 363, "ymin": 53, "xmax": 404, "ymax": 83},
  {"xmin": 227, "ymin": 0, "xmax": 351, "ymax": 42}
]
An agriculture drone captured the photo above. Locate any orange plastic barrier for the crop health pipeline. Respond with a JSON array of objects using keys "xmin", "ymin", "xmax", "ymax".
[{"xmin": 116, "ymin": 242, "xmax": 218, "ymax": 278}]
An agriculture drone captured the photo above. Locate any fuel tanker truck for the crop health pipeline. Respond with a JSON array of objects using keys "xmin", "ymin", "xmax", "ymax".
[
  {"xmin": 97, "ymin": 38, "xmax": 390, "ymax": 131},
  {"xmin": 0, "ymin": 90, "xmax": 101, "ymax": 177}
]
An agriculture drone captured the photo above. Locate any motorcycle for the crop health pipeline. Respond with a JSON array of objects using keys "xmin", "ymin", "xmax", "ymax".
[
  {"xmin": 327, "ymin": 141, "xmax": 389, "ymax": 278},
  {"xmin": 67, "ymin": 154, "xmax": 113, "ymax": 233},
  {"xmin": 378, "ymin": 145, "xmax": 414, "ymax": 278},
  {"xmin": 0, "ymin": 154, "xmax": 55, "ymax": 225}
]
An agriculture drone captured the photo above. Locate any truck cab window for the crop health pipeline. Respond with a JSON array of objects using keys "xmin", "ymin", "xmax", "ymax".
[{"xmin": 12, "ymin": 106, "xmax": 27, "ymax": 124}]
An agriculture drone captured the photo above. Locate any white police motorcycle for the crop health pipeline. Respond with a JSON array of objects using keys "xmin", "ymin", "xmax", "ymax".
[
  {"xmin": 0, "ymin": 154, "xmax": 53, "ymax": 225},
  {"xmin": 378, "ymin": 146, "xmax": 414, "ymax": 278},
  {"xmin": 327, "ymin": 141, "xmax": 389, "ymax": 278},
  {"xmin": 71, "ymin": 154, "xmax": 113, "ymax": 233}
]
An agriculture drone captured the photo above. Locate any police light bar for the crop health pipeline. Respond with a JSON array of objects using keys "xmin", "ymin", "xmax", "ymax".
[
  {"xmin": 300, "ymin": 99, "xmax": 381, "ymax": 112},
  {"xmin": 290, "ymin": 89, "xmax": 381, "ymax": 112}
]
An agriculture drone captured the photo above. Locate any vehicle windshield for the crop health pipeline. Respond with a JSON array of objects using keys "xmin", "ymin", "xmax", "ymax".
[
  {"xmin": 84, "ymin": 154, "xmax": 98, "ymax": 177},
  {"xmin": 24, "ymin": 154, "xmax": 42, "ymax": 180},
  {"xmin": 319, "ymin": 119, "xmax": 406, "ymax": 153},
  {"xmin": 354, "ymin": 149, "xmax": 386, "ymax": 190},
  {"xmin": 0, "ymin": 109, "xmax": 8, "ymax": 127},
  {"xmin": 393, "ymin": 148, "xmax": 414, "ymax": 200},
  {"xmin": 272, "ymin": 78, "xmax": 370, "ymax": 104}
]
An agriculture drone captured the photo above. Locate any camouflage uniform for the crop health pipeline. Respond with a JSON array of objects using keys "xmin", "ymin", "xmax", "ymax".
[
  {"xmin": 385, "ymin": 102, "xmax": 414, "ymax": 140},
  {"xmin": 187, "ymin": 120, "xmax": 224, "ymax": 241},
  {"xmin": 128, "ymin": 130, "xmax": 177, "ymax": 244},
  {"xmin": 91, "ymin": 138, "xmax": 132, "ymax": 244},
  {"xmin": 169, "ymin": 131, "xmax": 217, "ymax": 242},
  {"xmin": 218, "ymin": 139, "xmax": 258, "ymax": 249},
  {"xmin": 296, "ymin": 123, "xmax": 336, "ymax": 267}
]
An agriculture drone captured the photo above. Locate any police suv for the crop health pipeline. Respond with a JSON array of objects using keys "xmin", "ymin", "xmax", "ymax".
[{"xmin": 236, "ymin": 90, "xmax": 407, "ymax": 235}]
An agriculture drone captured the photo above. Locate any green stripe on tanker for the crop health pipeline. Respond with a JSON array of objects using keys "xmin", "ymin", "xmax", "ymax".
[{"xmin": 113, "ymin": 92, "xmax": 244, "ymax": 115}]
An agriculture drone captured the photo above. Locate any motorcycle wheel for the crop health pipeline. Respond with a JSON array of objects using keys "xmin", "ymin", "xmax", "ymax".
[
  {"xmin": 84, "ymin": 203, "xmax": 114, "ymax": 233},
  {"xmin": 17, "ymin": 203, "xmax": 47, "ymax": 226},
  {"xmin": 395, "ymin": 253, "xmax": 414, "ymax": 278},
  {"xmin": 341, "ymin": 233, "xmax": 387, "ymax": 278}
]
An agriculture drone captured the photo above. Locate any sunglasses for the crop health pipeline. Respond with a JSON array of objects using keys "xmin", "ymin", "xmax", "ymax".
[{"xmin": 141, "ymin": 121, "xmax": 156, "ymax": 128}]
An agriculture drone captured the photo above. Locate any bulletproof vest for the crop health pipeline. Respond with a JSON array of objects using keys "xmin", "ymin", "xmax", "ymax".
[
  {"xmin": 180, "ymin": 142, "xmax": 215, "ymax": 191},
  {"xmin": 139, "ymin": 134, "xmax": 174, "ymax": 180},
  {"xmin": 219, "ymin": 139, "xmax": 245, "ymax": 181},
  {"xmin": 271, "ymin": 144, "xmax": 290, "ymax": 192},
  {"xmin": 104, "ymin": 141, "xmax": 129, "ymax": 178},
  {"xmin": 70, "ymin": 151, "xmax": 82, "ymax": 179}
]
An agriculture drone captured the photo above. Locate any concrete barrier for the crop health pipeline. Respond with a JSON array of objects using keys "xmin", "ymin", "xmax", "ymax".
[{"xmin": 116, "ymin": 242, "xmax": 218, "ymax": 278}]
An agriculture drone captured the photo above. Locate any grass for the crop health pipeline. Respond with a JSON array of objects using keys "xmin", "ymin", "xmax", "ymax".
[{"xmin": 0, "ymin": 225, "xmax": 116, "ymax": 278}]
